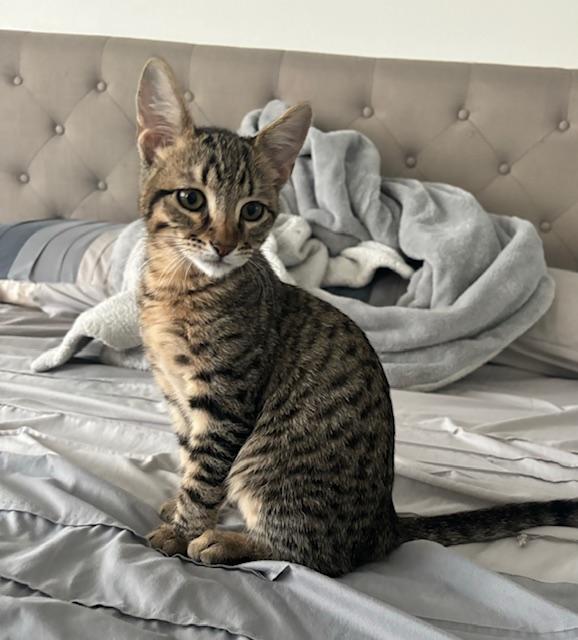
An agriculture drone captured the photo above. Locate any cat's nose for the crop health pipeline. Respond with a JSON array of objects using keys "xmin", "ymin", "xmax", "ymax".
[{"xmin": 210, "ymin": 241, "xmax": 235, "ymax": 258}]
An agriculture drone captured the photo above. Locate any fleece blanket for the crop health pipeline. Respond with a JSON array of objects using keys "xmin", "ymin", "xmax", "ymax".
[{"xmin": 31, "ymin": 101, "xmax": 555, "ymax": 390}]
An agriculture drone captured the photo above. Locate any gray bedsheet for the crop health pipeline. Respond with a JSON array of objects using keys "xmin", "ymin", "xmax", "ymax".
[{"xmin": 1, "ymin": 303, "xmax": 578, "ymax": 639}]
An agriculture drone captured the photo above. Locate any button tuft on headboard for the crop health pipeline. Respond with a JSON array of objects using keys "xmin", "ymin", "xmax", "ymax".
[{"xmin": 557, "ymin": 120, "xmax": 570, "ymax": 132}]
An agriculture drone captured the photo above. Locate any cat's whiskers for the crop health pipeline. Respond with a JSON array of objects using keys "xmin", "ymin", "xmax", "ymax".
[
  {"xmin": 168, "ymin": 240, "xmax": 205, "ymax": 283},
  {"xmin": 183, "ymin": 252, "xmax": 196, "ymax": 283},
  {"xmin": 247, "ymin": 256, "xmax": 272, "ymax": 300},
  {"xmin": 154, "ymin": 250, "xmax": 189, "ymax": 290}
]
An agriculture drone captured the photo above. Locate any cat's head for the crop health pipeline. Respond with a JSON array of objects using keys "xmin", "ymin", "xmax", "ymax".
[{"xmin": 136, "ymin": 58, "xmax": 311, "ymax": 280}]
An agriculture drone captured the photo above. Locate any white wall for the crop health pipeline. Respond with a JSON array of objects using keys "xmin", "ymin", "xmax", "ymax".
[{"xmin": 1, "ymin": 0, "xmax": 578, "ymax": 68}]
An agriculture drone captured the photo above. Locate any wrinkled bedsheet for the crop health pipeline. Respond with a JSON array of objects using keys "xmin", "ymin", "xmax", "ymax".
[{"xmin": 1, "ymin": 303, "xmax": 578, "ymax": 639}]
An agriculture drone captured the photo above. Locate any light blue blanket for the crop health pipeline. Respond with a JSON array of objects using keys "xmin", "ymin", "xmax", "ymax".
[{"xmin": 242, "ymin": 101, "xmax": 555, "ymax": 390}]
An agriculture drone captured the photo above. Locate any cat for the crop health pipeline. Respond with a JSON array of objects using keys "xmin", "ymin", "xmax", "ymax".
[{"xmin": 136, "ymin": 58, "xmax": 578, "ymax": 577}]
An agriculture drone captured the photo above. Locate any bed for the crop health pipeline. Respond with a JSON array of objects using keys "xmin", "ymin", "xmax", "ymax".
[{"xmin": 1, "ymin": 30, "xmax": 577, "ymax": 639}]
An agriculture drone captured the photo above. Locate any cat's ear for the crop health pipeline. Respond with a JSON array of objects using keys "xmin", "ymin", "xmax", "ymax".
[
  {"xmin": 136, "ymin": 58, "xmax": 191, "ymax": 166},
  {"xmin": 255, "ymin": 103, "xmax": 312, "ymax": 185}
]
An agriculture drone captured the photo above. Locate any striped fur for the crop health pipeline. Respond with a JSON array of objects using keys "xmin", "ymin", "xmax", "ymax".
[{"xmin": 136, "ymin": 59, "xmax": 578, "ymax": 576}]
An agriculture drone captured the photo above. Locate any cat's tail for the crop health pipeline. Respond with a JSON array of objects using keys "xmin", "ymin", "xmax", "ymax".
[{"xmin": 396, "ymin": 499, "xmax": 578, "ymax": 546}]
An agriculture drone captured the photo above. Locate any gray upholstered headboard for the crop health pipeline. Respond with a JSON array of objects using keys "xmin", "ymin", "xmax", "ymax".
[{"xmin": 1, "ymin": 30, "xmax": 577, "ymax": 270}]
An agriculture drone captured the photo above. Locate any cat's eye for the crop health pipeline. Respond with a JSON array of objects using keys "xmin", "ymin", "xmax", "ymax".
[
  {"xmin": 241, "ymin": 201, "xmax": 266, "ymax": 222},
  {"xmin": 176, "ymin": 189, "xmax": 206, "ymax": 212}
]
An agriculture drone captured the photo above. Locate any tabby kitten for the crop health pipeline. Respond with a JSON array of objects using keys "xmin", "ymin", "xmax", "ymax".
[{"xmin": 137, "ymin": 58, "xmax": 578, "ymax": 577}]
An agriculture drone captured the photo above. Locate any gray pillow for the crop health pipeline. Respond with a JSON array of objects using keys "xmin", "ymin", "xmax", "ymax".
[{"xmin": 0, "ymin": 219, "xmax": 125, "ymax": 315}]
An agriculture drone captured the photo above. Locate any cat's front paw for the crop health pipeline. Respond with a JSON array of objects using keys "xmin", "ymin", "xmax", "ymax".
[
  {"xmin": 147, "ymin": 523, "xmax": 187, "ymax": 555},
  {"xmin": 187, "ymin": 529, "xmax": 253, "ymax": 565},
  {"xmin": 159, "ymin": 497, "xmax": 178, "ymax": 522}
]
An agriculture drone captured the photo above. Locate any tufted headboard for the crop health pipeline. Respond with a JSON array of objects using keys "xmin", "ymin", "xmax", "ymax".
[{"xmin": 1, "ymin": 30, "xmax": 577, "ymax": 270}]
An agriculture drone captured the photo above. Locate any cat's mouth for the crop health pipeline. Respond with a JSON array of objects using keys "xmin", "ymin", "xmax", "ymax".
[
  {"xmin": 202, "ymin": 252, "xmax": 234, "ymax": 265},
  {"xmin": 178, "ymin": 246, "xmax": 248, "ymax": 279}
]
